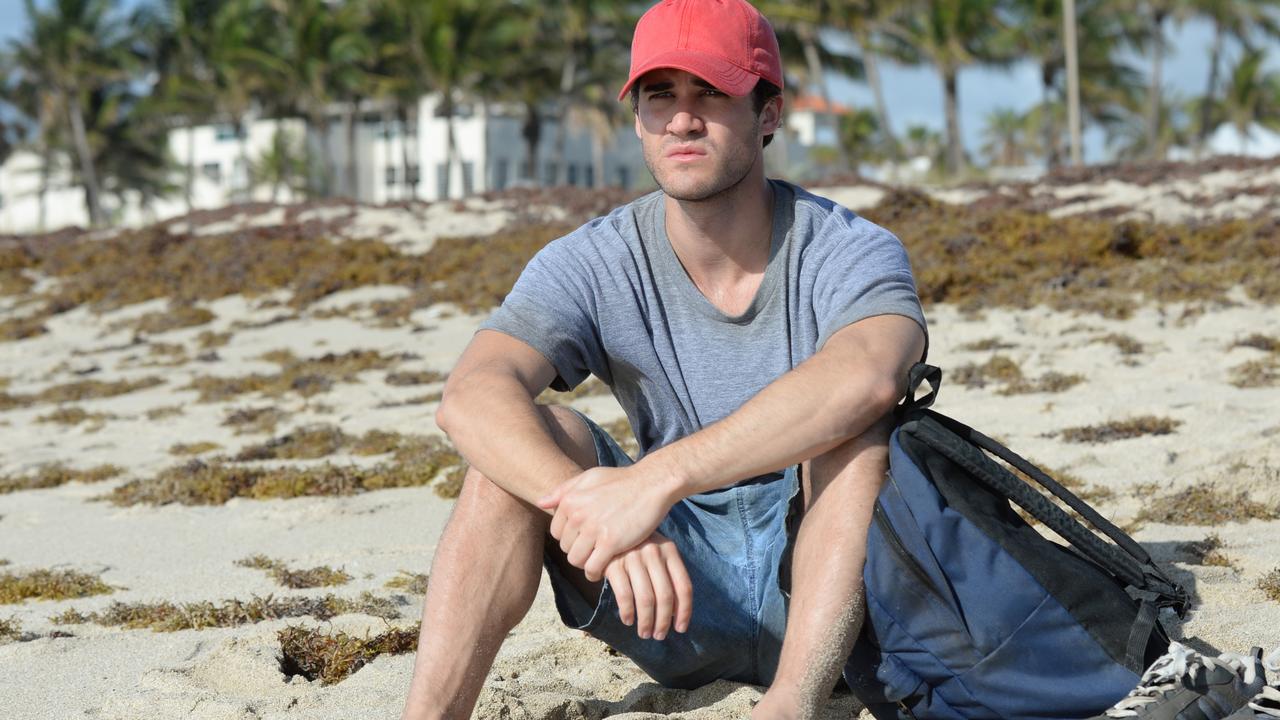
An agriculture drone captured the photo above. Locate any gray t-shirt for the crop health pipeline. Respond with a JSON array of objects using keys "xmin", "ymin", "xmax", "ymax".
[{"xmin": 480, "ymin": 179, "xmax": 926, "ymax": 481}]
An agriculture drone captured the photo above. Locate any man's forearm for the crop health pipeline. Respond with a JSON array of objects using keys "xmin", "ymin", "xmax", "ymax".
[
  {"xmin": 437, "ymin": 373, "xmax": 583, "ymax": 507},
  {"xmin": 645, "ymin": 316, "xmax": 922, "ymax": 501}
]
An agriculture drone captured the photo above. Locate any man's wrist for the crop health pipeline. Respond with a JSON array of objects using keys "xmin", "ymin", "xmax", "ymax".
[{"xmin": 640, "ymin": 446, "xmax": 693, "ymax": 506}]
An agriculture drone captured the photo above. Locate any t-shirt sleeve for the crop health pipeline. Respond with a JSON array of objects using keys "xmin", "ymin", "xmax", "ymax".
[
  {"xmin": 809, "ymin": 210, "xmax": 929, "ymax": 356},
  {"xmin": 477, "ymin": 236, "xmax": 604, "ymax": 392}
]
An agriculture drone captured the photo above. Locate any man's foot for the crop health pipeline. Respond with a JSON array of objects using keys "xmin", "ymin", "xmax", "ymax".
[{"xmin": 1091, "ymin": 642, "xmax": 1266, "ymax": 719}]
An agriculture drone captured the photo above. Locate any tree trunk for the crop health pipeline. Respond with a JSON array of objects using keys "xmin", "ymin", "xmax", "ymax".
[
  {"xmin": 1063, "ymin": 0, "xmax": 1083, "ymax": 166},
  {"xmin": 1146, "ymin": 8, "xmax": 1167, "ymax": 161},
  {"xmin": 554, "ymin": 54, "xmax": 577, "ymax": 186},
  {"xmin": 237, "ymin": 116, "xmax": 252, "ymax": 202},
  {"xmin": 399, "ymin": 103, "xmax": 416, "ymax": 201},
  {"xmin": 942, "ymin": 69, "xmax": 964, "ymax": 176},
  {"xmin": 314, "ymin": 113, "xmax": 333, "ymax": 197},
  {"xmin": 522, "ymin": 101, "xmax": 542, "ymax": 186},
  {"xmin": 382, "ymin": 107, "xmax": 395, "ymax": 202},
  {"xmin": 1041, "ymin": 61, "xmax": 1061, "ymax": 169},
  {"xmin": 1196, "ymin": 22, "xmax": 1225, "ymax": 154},
  {"xmin": 443, "ymin": 92, "xmax": 459, "ymax": 200},
  {"xmin": 64, "ymin": 89, "xmax": 104, "ymax": 226},
  {"xmin": 856, "ymin": 27, "xmax": 897, "ymax": 161}
]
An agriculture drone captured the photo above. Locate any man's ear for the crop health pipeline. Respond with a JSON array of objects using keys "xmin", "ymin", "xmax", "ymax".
[
  {"xmin": 634, "ymin": 112, "xmax": 643, "ymax": 140},
  {"xmin": 760, "ymin": 95, "xmax": 784, "ymax": 135}
]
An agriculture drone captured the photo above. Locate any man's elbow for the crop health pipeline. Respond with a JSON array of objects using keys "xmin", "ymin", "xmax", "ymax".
[{"xmin": 836, "ymin": 374, "xmax": 903, "ymax": 440}]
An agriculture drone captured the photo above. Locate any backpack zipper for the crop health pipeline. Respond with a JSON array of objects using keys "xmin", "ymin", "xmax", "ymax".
[{"xmin": 872, "ymin": 502, "xmax": 948, "ymax": 605}]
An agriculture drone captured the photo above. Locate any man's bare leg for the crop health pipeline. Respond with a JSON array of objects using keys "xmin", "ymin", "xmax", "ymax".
[
  {"xmin": 401, "ymin": 405, "xmax": 601, "ymax": 720},
  {"xmin": 753, "ymin": 415, "xmax": 893, "ymax": 720}
]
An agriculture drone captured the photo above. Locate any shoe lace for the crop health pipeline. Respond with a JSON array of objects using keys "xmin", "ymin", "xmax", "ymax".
[{"xmin": 1104, "ymin": 643, "xmax": 1262, "ymax": 718}]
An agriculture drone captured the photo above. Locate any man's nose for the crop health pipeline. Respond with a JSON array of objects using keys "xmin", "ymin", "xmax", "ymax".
[{"xmin": 667, "ymin": 106, "xmax": 705, "ymax": 136}]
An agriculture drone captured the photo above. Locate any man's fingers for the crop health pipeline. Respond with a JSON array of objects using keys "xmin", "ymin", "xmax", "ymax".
[
  {"xmin": 584, "ymin": 546, "xmax": 611, "ymax": 583},
  {"xmin": 606, "ymin": 562, "xmax": 635, "ymax": 626},
  {"xmin": 565, "ymin": 530, "xmax": 594, "ymax": 569},
  {"xmin": 664, "ymin": 546, "xmax": 694, "ymax": 634},
  {"xmin": 643, "ymin": 545, "xmax": 675, "ymax": 641},
  {"xmin": 626, "ymin": 552, "xmax": 656, "ymax": 640},
  {"xmin": 549, "ymin": 507, "xmax": 566, "ymax": 539}
]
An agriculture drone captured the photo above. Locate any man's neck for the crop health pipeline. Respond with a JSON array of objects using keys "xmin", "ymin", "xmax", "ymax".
[{"xmin": 663, "ymin": 175, "xmax": 775, "ymax": 289}]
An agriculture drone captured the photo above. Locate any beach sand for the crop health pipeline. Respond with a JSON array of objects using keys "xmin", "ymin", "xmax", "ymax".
[{"xmin": 2, "ymin": 164, "xmax": 1279, "ymax": 719}]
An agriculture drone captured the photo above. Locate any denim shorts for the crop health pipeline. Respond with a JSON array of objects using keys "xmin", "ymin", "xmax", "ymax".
[{"xmin": 543, "ymin": 409, "xmax": 804, "ymax": 690}]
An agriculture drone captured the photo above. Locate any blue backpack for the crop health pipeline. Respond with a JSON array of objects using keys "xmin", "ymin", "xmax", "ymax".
[{"xmin": 843, "ymin": 364, "xmax": 1190, "ymax": 719}]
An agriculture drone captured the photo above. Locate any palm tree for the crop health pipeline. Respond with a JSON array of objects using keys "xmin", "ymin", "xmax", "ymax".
[
  {"xmin": 880, "ymin": 0, "xmax": 1015, "ymax": 176},
  {"xmin": 836, "ymin": 0, "xmax": 907, "ymax": 160},
  {"xmin": 980, "ymin": 107, "xmax": 1032, "ymax": 167},
  {"xmin": 1218, "ymin": 48, "xmax": 1280, "ymax": 152},
  {"xmin": 262, "ymin": 0, "xmax": 373, "ymax": 197},
  {"xmin": 1128, "ymin": 0, "xmax": 1194, "ymax": 161},
  {"xmin": 1190, "ymin": 0, "xmax": 1280, "ymax": 151},
  {"xmin": 15, "ymin": 0, "xmax": 139, "ymax": 226},
  {"xmin": 396, "ymin": 0, "xmax": 524, "ymax": 199}
]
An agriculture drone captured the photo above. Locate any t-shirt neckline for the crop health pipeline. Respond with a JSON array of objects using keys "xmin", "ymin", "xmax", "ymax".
[{"xmin": 649, "ymin": 179, "xmax": 793, "ymax": 324}]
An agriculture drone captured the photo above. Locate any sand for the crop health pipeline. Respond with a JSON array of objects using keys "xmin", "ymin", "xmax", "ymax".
[{"xmin": 2, "ymin": 166, "xmax": 1279, "ymax": 719}]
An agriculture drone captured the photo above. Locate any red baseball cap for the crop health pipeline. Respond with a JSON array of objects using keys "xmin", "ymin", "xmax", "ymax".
[{"xmin": 618, "ymin": 0, "xmax": 785, "ymax": 102}]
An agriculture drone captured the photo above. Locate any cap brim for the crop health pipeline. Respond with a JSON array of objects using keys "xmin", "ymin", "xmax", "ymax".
[{"xmin": 617, "ymin": 50, "xmax": 758, "ymax": 101}]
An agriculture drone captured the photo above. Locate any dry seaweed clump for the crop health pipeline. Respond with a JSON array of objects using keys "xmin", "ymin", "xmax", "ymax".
[
  {"xmin": 1259, "ymin": 569, "xmax": 1280, "ymax": 603},
  {"xmin": 0, "ymin": 315, "xmax": 48, "ymax": 342},
  {"xmin": 236, "ymin": 555, "xmax": 352, "ymax": 589},
  {"xmin": 278, "ymin": 623, "xmax": 419, "ymax": 685},
  {"xmin": 170, "ymin": 441, "xmax": 221, "ymax": 456},
  {"xmin": 0, "ymin": 568, "xmax": 114, "ymax": 603},
  {"xmin": 108, "ymin": 303, "xmax": 214, "ymax": 336},
  {"xmin": 1137, "ymin": 483, "xmax": 1279, "ymax": 526},
  {"xmin": 0, "ymin": 376, "xmax": 165, "ymax": 411},
  {"xmin": 184, "ymin": 349, "xmax": 406, "ymax": 402},
  {"xmin": 36, "ymin": 406, "xmax": 116, "ymax": 427},
  {"xmin": 1177, "ymin": 533, "xmax": 1237, "ymax": 569},
  {"xmin": 384, "ymin": 370, "xmax": 446, "ymax": 387},
  {"xmin": 384, "ymin": 571, "xmax": 429, "ymax": 595},
  {"xmin": 1233, "ymin": 334, "xmax": 1280, "ymax": 353},
  {"xmin": 0, "ymin": 616, "xmax": 21, "ymax": 643},
  {"xmin": 1059, "ymin": 415, "xmax": 1182, "ymax": 443},
  {"xmin": 1095, "ymin": 333, "xmax": 1145, "ymax": 356},
  {"xmin": 236, "ymin": 425, "xmax": 430, "ymax": 461},
  {"xmin": 433, "ymin": 466, "xmax": 467, "ymax": 500},
  {"xmin": 1230, "ymin": 357, "xmax": 1280, "ymax": 388},
  {"xmin": 110, "ymin": 436, "xmax": 463, "ymax": 506},
  {"xmin": 950, "ymin": 355, "xmax": 1083, "ymax": 395},
  {"xmin": 146, "ymin": 404, "xmax": 185, "ymax": 420},
  {"xmin": 957, "ymin": 337, "xmax": 1016, "ymax": 352},
  {"xmin": 53, "ymin": 592, "xmax": 400, "ymax": 631},
  {"xmin": 859, "ymin": 189, "xmax": 1280, "ymax": 314},
  {"xmin": 0, "ymin": 463, "xmax": 124, "ymax": 494},
  {"xmin": 222, "ymin": 406, "xmax": 288, "ymax": 435}
]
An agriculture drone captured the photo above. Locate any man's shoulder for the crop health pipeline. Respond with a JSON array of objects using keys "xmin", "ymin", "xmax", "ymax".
[
  {"xmin": 779, "ymin": 180, "xmax": 899, "ymax": 246},
  {"xmin": 553, "ymin": 189, "xmax": 660, "ymax": 252}
]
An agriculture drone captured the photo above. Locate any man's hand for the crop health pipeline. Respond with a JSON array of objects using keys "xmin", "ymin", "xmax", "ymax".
[
  {"xmin": 603, "ymin": 532, "xmax": 693, "ymax": 640},
  {"xmin": 537, "ymin": 464, "xmax": 676, "ymax": 582}
]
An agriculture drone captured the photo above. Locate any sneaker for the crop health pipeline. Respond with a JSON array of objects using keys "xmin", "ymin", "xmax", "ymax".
[
  {"xmin": 1225, "ymin": 649, "xmax": 1280, "ymax": 718},
  {"xmin": 1092, "ymin": 642, "xmax": 1266, "ymax": 719}
]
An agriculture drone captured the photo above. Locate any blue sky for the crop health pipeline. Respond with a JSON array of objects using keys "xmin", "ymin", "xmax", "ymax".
[{"xmin": 3, "ymin": 3, "xmax": 1276, "ymax": 163}]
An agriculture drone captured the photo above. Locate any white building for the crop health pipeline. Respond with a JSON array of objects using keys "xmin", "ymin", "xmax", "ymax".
[{"xmin": 0, "ymin": 94, "xmax": 648, "ymax": 234}]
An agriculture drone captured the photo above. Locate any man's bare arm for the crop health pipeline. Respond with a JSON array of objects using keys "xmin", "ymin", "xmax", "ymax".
[
  {"xmin": 542, "ymin": 313, "xmax": 924, "ymax": 584},
  {"xmin": 435, "ymin": 330, "xmax": 583, "ymax": 504},
  {"xmin": 648, "ymin": 314, "xmax": 925, "ymax": 499}
]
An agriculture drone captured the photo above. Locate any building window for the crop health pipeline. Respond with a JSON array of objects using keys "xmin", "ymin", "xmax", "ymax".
[
  {"xmin": 567, "ymin": 164, "xmax": 578, "ymax": 186},
  {"xmin": 461, "ymin": 161, "xmax": 474, "ymax": 196},
  {"xmin": 214, "ymin": 124, "xmax": 243, "ymax": 142},
  {"xmin": 385, "ymin": 166, "xmax": 397, "ymax": 187},
  {"xmin": 494, "ymin": 158, "xmax": 510, "ymax": 191},
  {"xmin": 585, "ymin": 165, "xmax": 594, "ymax": 188},
  {"xmin": 543, "ymin": 162, "xmax": 557, "ymax": 186},
  {"xmin": 436, "ymin": 162, "xmax": 450, "ymax": 200},
  {"xmin": 201, "ymin": 162, "xmax": 223, "ymax": 183},
  {"xmin": 519, "ymin": 160, "xmax": 532, "ymax": 180},
  {"xmin": 379, "ymin": 120, "xmax": 401, "ymax": 139},
  {"xmin": 406, "ymin": 164, "xmax": 420, "ymax": 185},
  {"xmin": 616, "ymin": 166, "xmax": 630, "ymax": 189}
]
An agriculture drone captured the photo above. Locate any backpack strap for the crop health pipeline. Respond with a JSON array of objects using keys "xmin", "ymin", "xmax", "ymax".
[{"xmin": 898, "ymin": 364, "xmax": 1190, "ymax": 616}]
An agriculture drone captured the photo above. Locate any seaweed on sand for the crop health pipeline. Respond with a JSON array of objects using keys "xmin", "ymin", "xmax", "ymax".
[
  {"xmin": 52, "ymin": 592, "xmax": 399, "ymax": 631},
  {"xmin": 0, "ymin": 568, "xmax": 114, "ymax": 603},
  {"xmin": 1058, "ymin": 416, "xmax": 1182, "ymax": 443},
  {"xmin": 235, "ymin": 555, "xmax": 352, "ymax": 589},
  {"xmin": 1138, "ymin": 484, "xmax": 1278, "ymax": 526},
  {"xmin": 278, "ymin": 622, "xmax": 419, "ymax": 685},
  {"xmin": 0, "ymin": 463, "xmax": 123, "ymax": 495}
]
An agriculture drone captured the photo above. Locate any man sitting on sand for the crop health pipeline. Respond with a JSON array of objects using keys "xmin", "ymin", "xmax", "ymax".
[{"xmin": 400, "ymin": 1, "xmax": 927, "ymax": 717}]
